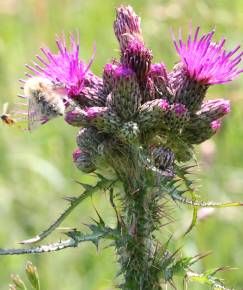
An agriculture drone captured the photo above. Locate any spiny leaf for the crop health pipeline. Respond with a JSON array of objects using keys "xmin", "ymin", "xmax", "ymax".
[
  {"xmin": 18, "ymin": 177, "xmax": 117, "ymax": 245},
  {"xmin": 65, "ymin": 224, "xmax": 118, "ymax": 250},
  {"xmin": 185, "ymin": 270, "xmax": 232, "ymax": 290}
]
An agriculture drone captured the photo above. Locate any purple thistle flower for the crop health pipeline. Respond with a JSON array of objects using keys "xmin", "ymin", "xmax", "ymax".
[
  {"xmin": 172, "ymin": 26, "xmax": 243, "ymax": 85},
  {"xmin": 26, "ymin": 33, "xmax": 95, "ymax": 97}
]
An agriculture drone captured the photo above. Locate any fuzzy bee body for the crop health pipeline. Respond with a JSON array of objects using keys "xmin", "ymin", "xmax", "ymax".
[{"xmin": 24, "ymin": 77, "xmax": 66, "ymax": 131}]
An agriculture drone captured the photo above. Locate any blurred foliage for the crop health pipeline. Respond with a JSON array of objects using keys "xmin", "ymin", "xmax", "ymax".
[{"xmin": 0, "ymin": 0, "xmax": 242, "ymax": 289}]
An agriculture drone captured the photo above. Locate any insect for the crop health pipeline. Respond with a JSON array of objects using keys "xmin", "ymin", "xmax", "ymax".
[
  {"xmin": 24, "ymin": 77, "xmax": 66, "ymax": 131},
  {"xmin": 0, "ymin": 102, "xmax": 16, "ymax": 125}
]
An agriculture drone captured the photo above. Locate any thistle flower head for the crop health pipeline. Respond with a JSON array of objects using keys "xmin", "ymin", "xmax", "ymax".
[
  {"xmin": 27, "ymin": 33, "xmax": 94, "ymax": 97},
  {"xmin": 172, "ymin": 26, "xmax": 243, "ymax": 85}
]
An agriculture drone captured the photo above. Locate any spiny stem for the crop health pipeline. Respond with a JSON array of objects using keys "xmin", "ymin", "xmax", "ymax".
[
  {"xmin": 106, "ymin": 144, "xmax": 162, "ymax": 290},
  {"xmin": 0, "ymin": 239, "xmax": 77, "ymax": 255},
  {"xmin": 0, "ymin": 226, "xmax": 118, "ymax": 255},
  {"xmin": 117, "ymin": 187, "xmax": 162, "ymax": 290},
  {"xmin": 171, "ymin": 192, "xmax": 243, "ymax": 208}
]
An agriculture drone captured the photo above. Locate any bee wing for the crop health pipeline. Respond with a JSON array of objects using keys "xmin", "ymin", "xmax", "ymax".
[
  {"xmin": 2, "ymin": 102, "xmax": 9, "ymax": 114},
  {"xmin": 28, "ymin": 97, "xmax": 47, "ymax": 131}
]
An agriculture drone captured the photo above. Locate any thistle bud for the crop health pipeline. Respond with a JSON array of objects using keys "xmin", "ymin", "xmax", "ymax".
[
  {"xmin": 183, "ymin": 119, "xmax": 221, "ymax": 144},
  {"xmin": 85, "ymin": 106, "xmax": 107, "ymax": 120},
  {"xmin": 64, "ymin": 106, "xmax": 89, "ymax": 127},
  {"xmin": 76, "ymin": 127, "xmax": 103, "ymax": 154},
  {"xmin": 137, "ymin": 99, "xmax": 169, "ymax": 131},
  {"xmin": 149, "ymin": 63, "xmax": 170, "ymax": 99},
  {"xmin": 110, "ymin": 66, "xmax": 141, "ymax": 120},
  {"xmin": 122, "ymin": 39, "xmax": 153, "ymax": 81},
  {"xmin": 114, "ymin": 5, "xmax": 142, "ymax": 52},
  {"xmin": 25, "ymin": 261, "xmax": 40, "ymax": 290},
  {"xmin": 73, "ymin": 148, "xmax": 96, "ymax": 173},
  {"xmin": 196, "ymin": 99, "xmax": 230, "ymax": 121},
  {"xmin": 141, "ymin": 77, "xmax": 156, "ymax": 102},
  {"xmin": 118, "ymin": 121, "xmax": 140, "ymax": 143},
  {"xmin": 165, "ymin": 103, "xmax": 189, "ymax": 131},
  {"xmin": 103, "ymin": 63, "xmax": 118, "ymax": 94},
  {"xmin": 85, "ymin": 107, "xmax": 122, "ymax": 133}
]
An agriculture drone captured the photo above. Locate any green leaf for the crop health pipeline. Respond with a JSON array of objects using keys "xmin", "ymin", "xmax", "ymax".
[
  {"xmin": 18, "ymin": 176, "xmax": 117, "ymax": 245},
  {"xmin": 185, "ymin": 270, "xmax": 231, "ymax": 290},
  {"xmin": 65, "ymin": 222, "xmax": 119, "ymax": 250}
]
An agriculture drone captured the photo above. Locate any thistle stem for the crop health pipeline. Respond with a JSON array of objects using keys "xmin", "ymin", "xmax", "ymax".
[
  {"xmin": 106, "ymin": 144, "xmax": 162, "ymax": 289},
  {"xmin": 118, "ymin": 187, "xmax": 161, "ymax": 290}
]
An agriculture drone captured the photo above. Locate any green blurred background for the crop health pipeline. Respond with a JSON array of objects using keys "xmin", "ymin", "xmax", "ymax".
[{"xmin": 0, "ymin": 0, "xmax": 243, "ymax": 289}]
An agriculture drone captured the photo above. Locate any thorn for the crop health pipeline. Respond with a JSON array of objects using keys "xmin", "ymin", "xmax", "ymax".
[
  {"xmin": 57, "ymin": 227, "xmax": 77, "ymax": 232},
  {"xmin": 63, "ymin": 196, "xmax": 77, "ymax": 203},
  {"xmin": 74, "ymin": 180, "xmax": 93, "ymax": 190}
]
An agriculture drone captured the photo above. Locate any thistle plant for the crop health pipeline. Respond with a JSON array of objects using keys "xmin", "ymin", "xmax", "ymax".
[{"xmin": 1, "ymin": 5, "xmax": 243, "ymax": 290}]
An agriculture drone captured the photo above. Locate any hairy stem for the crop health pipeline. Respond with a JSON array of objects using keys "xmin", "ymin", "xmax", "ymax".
[
  {"xmin": 118, "ymin": 188, "xmax": 161, "ymax": 290},
  {"xmin": 106, "ymin": 143, "xmax": 162, "ymax": 289}
]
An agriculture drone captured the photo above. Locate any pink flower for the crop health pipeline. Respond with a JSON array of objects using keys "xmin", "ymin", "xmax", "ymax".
[
  {"xmin": 26, "ymin": 33, "xmax": 95, "ymax": 97},
  {"xmin": 172, "ymin": 26, "xmax": 243, "ymax": 85}
]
